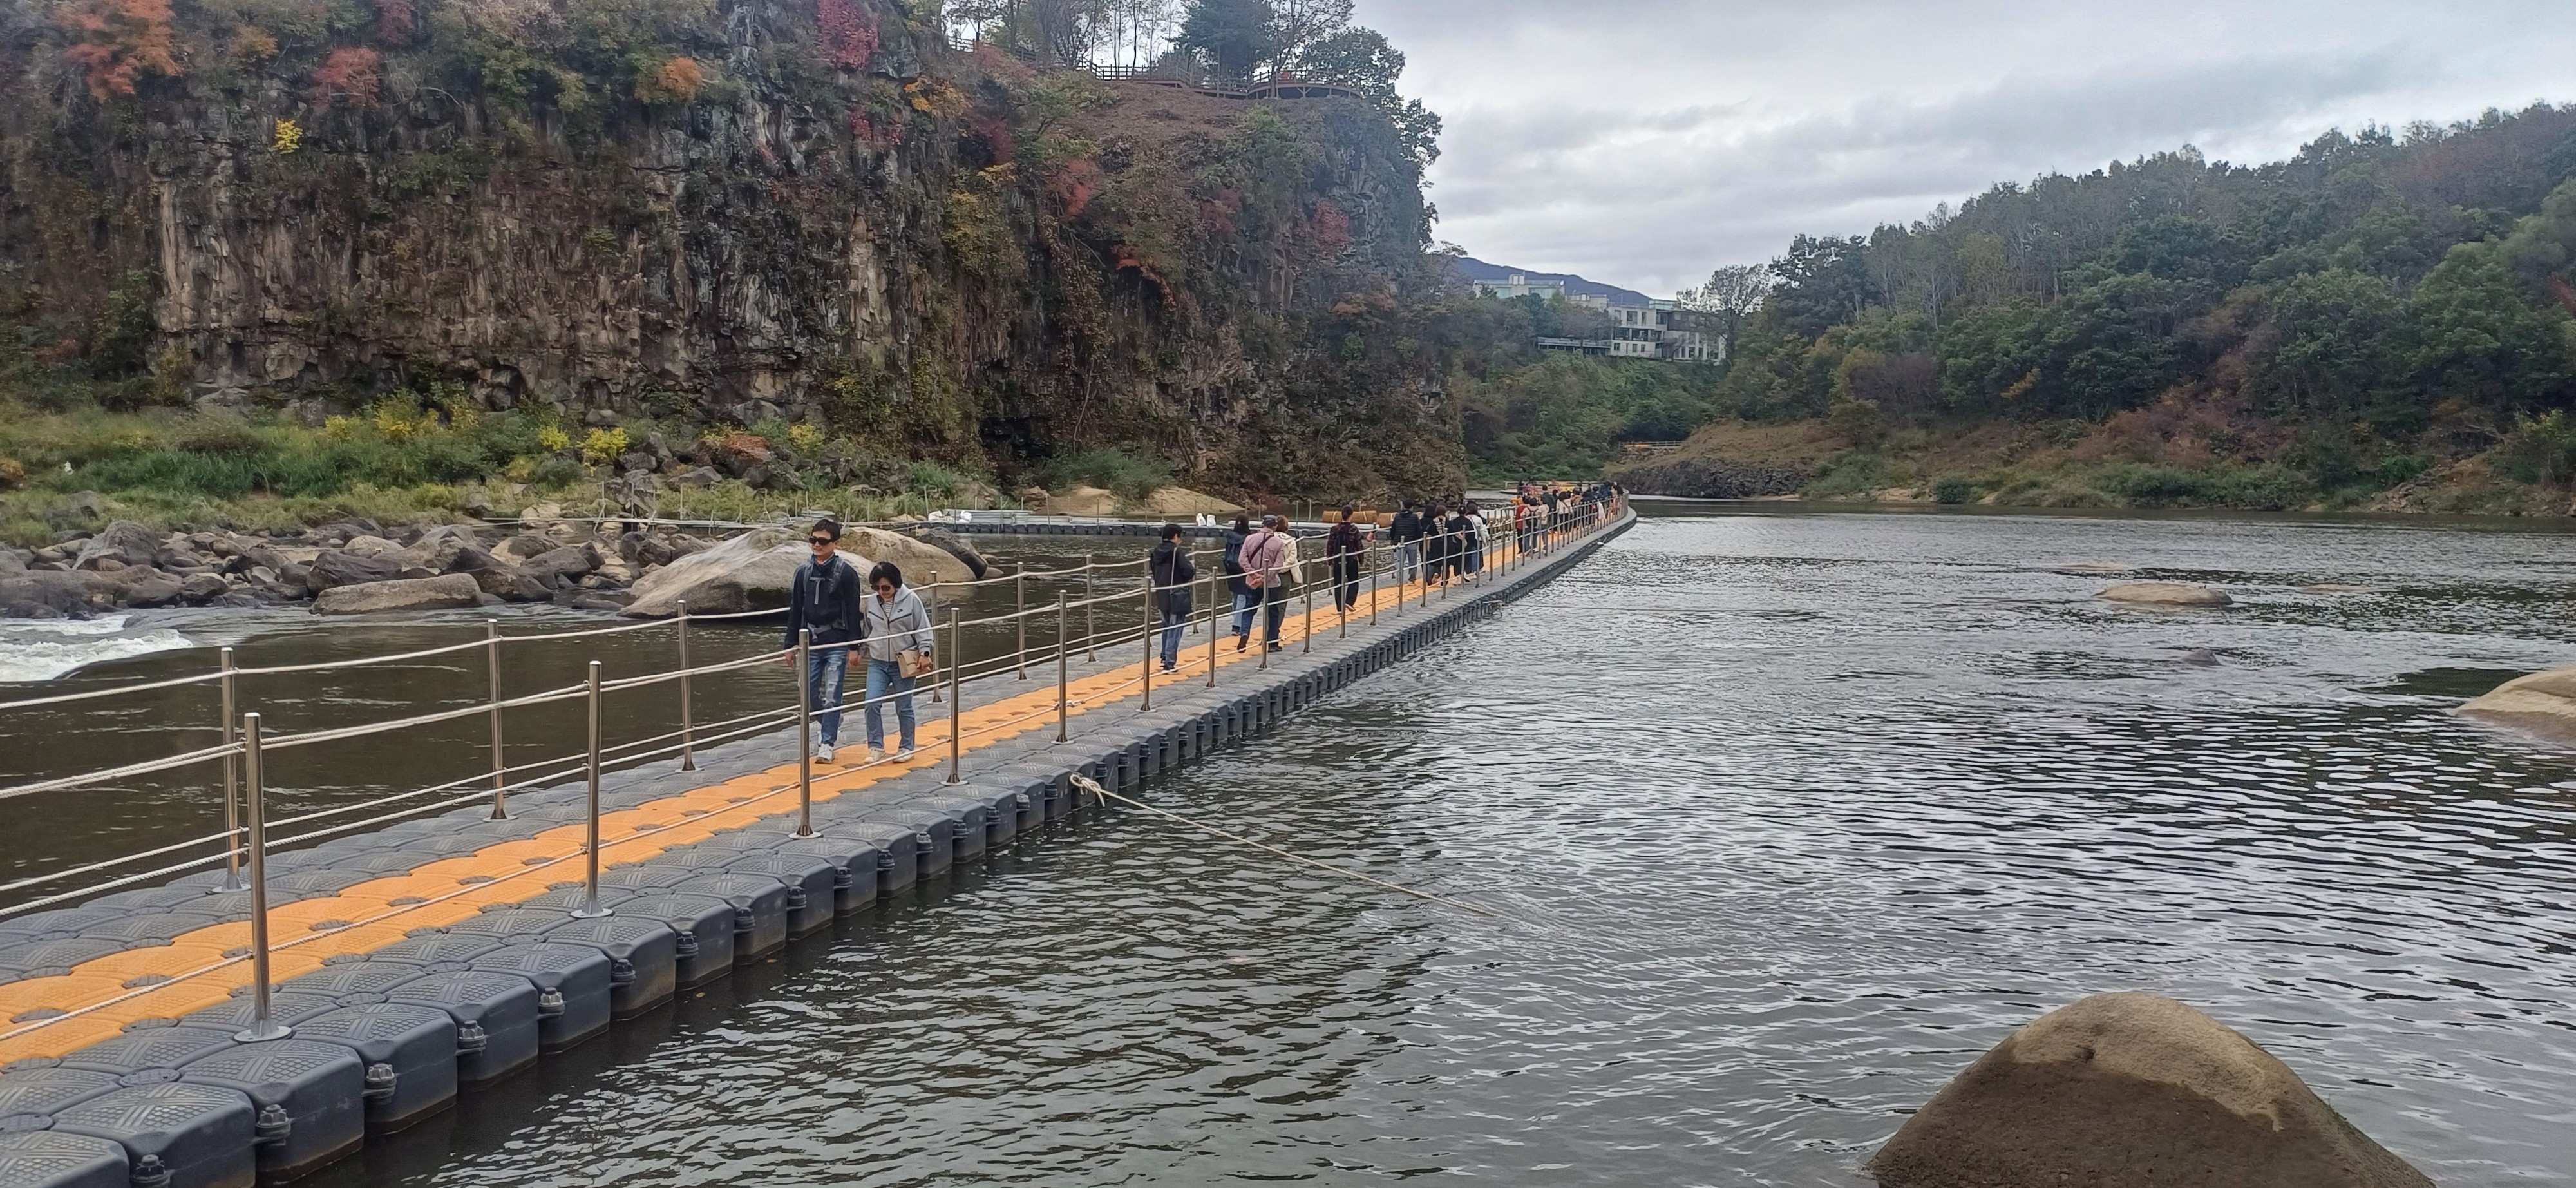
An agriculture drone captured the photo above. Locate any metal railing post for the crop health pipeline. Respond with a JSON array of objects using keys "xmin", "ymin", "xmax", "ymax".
[
  {"xmin": 485, "ymin": 620, "xmax": 509, "ymax": 819},
  {"xmin": 1015, "ymin": 566, "xmax": 1027, "ymax": 680},
  {"xmin": 1141, "ymin": 574, "xmax": 1154, "ymax": 712},
  {"xmin": 1083, "ymin": 554, "xmax": 1096, "ymax": 661},
  {"xmin": 945, "ymin": 608, "xmax": 963, "ymax": 785},
  {"xmin": 571, "ymin": 662, "xmax": 612, "ymax": 918},
  {"xmin": 1369, "ymin": 548, "xmax": 1379, "ymax": 626},
  {"xmin": 794, "ymin": 630, "xmax": 815, "ymax": 838},
  {"xmin": 233, "ymin": 713, "xmax": 289, "ymax": 1042},
  {"xmin": 218, "ymin": 647, "xmax": 243, "ymax": 890},
  {"xmin": 1206, "ymin": 571, "xmax": 1219, "ymax": 688},
  {"xmin": 676, "ymin": 599, "xmax": 696, "ymax": 771},
  {"xmin": 1302, "ymin": 542, "xmax": 1315, "ymax": 653},
  {"xmin": 1055, "ymin": 592, "xmax": 1070, "ymax": 743}
]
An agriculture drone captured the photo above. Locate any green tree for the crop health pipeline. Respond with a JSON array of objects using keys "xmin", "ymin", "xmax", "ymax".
[
  {"xmin": 1175, "ymin": 0, "xmax": 1277, "ymax": 82},
  {"xmin": 2251, "ymin": 269, "xmax": 2399, "ymax": 413},
  {"xmin": 1768, "ymin": 235, "xmax": 1872, "ymax": 336},
  {"xmin": 1291, "ymin": 26, "xmax": 1439, "ymax": 165},
  {"xmin": 2396, "ymin": 241, "xmax": 2575, "ymax": 409}
]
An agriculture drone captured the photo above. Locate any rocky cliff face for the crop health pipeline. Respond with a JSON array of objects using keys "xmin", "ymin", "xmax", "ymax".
[{"xmin": 0, "ymin": 0, "xmax": 1459, "ymax": 496}]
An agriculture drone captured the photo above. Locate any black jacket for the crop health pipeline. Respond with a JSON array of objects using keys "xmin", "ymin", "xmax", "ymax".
[
  {"xmin": 1222, "ymin": 528, "xmax": 1253, "ymax": 597},
  {"xmin": 784, "ymin": 554, "xmax": 866, "ymax": 648},
  {"xmin": 1150, "ymin": 540, "xmax": 1198, "ymax": 615},
  {"xmin": 1388, "ymin": 510, "xmax": 1421, "ymax": 543}
]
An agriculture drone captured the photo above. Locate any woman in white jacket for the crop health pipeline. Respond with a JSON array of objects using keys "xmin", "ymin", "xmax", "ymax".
[{"xmin": 858, "ymin": 561, "xmax": 935, "ymax": 761}]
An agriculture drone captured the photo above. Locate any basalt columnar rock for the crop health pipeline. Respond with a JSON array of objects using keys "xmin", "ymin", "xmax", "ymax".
[
  {"xmin": 1867, "ymin": 993, "xmax": 2430, "ymax": 1188},
  {"xmin": 2458, "ymin": 665, "xmax": 2576, "ymax": 743},
  {"xmin": 1, "ymin": 1, "xmax": 1461, "ymax": 497},
  {"xmin": 2098, "ymin": 582, "xmax": 2233, "ymax": 607}
]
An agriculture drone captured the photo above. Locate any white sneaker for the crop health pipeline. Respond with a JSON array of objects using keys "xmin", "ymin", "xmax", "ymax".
[
  {"xmin": 867, "ymin": 747, "xmax": 886, "ymax": 762},
  {"xmin": 815, "ymin": 743, "xmax": 835, "ymax": 763},
  {"xmin": 895, "ymin": 747, "xmax": 915, "ymax": 762}
]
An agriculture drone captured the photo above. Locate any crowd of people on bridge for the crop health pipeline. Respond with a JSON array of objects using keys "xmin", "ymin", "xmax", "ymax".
[{"xmin": 781, "ymin": 484, "xmax": 1622, "ymax": 764}]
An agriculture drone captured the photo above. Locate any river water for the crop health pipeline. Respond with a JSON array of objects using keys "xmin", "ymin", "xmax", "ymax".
[{"xmin": 14, "ymin": 506, "xmax": 2576, "ymax": 1184}]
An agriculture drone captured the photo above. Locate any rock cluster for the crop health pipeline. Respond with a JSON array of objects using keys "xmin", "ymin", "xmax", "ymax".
[{"xmin": 0, "ymin": 516, "xmax": 713, "ymax": 618}]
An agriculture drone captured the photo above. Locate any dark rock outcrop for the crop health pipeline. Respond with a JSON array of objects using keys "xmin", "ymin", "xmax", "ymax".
[
  {"xmin": 1867, "ymin": 992, "xmax": 2430, "ymax": 1188},
  {"xmin": 1609, "ymin": 456, "xmax": 1812, "ymax": 499}
]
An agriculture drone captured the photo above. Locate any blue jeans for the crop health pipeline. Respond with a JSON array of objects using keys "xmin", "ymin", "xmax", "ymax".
[
  {"xmin": 1394, "ymin": 541, "xmax": 1420, "ymax": 583},
  {"xmin": 1160, "ymin": 609, "xmax": 1188, "ymax": 668},
  {"xmin": 1262, "ymin": 586, "xmax": 1287, "ymax": 645},
  {"xmin": 864, "ymin": 658, "xmax": 916, "ymax": 751},
  {"xmin": 1232, "ymin": 590, "xmax": 1258, "ymax": 637},
  {"xmin": 804, "ymin": 647, "xmax": 848, "ymax": 746}
]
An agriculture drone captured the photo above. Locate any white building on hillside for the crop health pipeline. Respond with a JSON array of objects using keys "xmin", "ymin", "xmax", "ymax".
[{"xmin": 1472, "ymin": 273, "xmax": 1569, "ymax": 302}]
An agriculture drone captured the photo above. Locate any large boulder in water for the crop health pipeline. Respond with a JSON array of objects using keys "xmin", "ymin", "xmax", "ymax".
[
  {"xmin": 914, "ymin": 526, "xmax": 990, "ymax": 580},
  {"xmin": 2458, "ymin": 664, "xmax": 2576, "ymax": 743},
  {"xmin": 622, "ymin": 525, "xmax": 974, "ymax": 617},
  {"xmin": 621, "ymin": 526, "xmax": 804, "ymax": 617},
  {"xmin": 1866, "ymin": 992, "xmax": 2429, "ymax": 1188},
  {"xmin": 2098, "ymin": 581, "xmax": 2231, "ymax": 607},
  {"xmin": 313, "ymin": 573, "xmax": 484, "ymax": 615}
]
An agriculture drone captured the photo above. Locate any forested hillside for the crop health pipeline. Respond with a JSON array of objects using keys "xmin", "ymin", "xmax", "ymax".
[{"xmin": 1628, "ymin": 106, "xmax": 2576, "ymax": 512}]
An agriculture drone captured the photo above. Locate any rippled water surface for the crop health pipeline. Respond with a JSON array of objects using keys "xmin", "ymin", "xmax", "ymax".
[{"xmin": 87, "ymin": 508, "xmax": 2576, "ymax": 1183}]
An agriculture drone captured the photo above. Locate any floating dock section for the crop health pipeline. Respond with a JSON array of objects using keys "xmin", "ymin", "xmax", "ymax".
[{"xmin": 0, "ymin": 512, "xmax": 1632, "ymax": 1187}]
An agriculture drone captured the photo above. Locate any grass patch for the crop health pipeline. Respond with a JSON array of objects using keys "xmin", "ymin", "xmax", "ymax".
[{"xmin": 1036, "ymin": 446, "xmax": 1174, "ymax": 503}]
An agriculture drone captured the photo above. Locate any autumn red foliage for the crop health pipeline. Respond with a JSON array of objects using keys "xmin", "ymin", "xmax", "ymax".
[
  {"xmin": 311, "ymin": 46, "xmax": 383, "ymax": 108},
  {"xmin": 1050, "ymin": 158, "xmax": 1104, "ymax": 219},
  {"xmin": 967, "ymin": 111, "xmax": 1014, "ymax": 163},
  {"xmin": 372, "ymin": 0, "xmax": 414, "ymax": 43},
  {"xmin": 817, "ymin": 0, "xmax": 878, "ymax": 70},
  {"xmin": 55, "ymin": 0, "xmax": 180, "ymax": 99},
  {"xmin": 1309, "ymin": 201, "xmax": 1351, "ymax": 251},
  {"xmin": 849, "ymin": 111, "xmax": 904, "ymax": 149}
]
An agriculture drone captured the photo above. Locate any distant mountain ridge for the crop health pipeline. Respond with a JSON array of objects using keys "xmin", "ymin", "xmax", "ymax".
[{"xmin": 1451, "ymin": 256, "xmax": 1654, "ymax": 306}]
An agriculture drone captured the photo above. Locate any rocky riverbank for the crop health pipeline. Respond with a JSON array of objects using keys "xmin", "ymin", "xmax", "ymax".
[{"xmin": 0, "ymin": 512, "xmax": 992, "ymax": 621}]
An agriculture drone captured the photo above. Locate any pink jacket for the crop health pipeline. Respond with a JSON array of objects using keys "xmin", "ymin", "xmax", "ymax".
[{"xmin": 1239, "ymin": 529, "xmax": 1291, "ymax": 589}]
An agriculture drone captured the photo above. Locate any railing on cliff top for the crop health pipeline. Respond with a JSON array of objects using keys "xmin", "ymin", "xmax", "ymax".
[
  {"xmin": 0, "ymin": 496, "xmax": 1624, "ymax": 1046},
  {"xmin": 941, "ymin": 34, "xmax": 1363, "ymax": 101}
]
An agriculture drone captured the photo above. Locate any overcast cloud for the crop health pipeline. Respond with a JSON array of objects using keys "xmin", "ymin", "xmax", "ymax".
[{"xmin": 1355, "ymin": 0, "xmax": 2576, "ymax": 296}]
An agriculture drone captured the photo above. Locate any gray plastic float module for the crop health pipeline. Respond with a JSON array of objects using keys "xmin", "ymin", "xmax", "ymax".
[
  {"xmin": 697, "ymin": 834, "xmax": 885, "ymax": 916},
  {"xmin": 0, "ymin": 908, "xmax": 129, "ymax": 946},
  {"xmin": 689, "ymin": 852, "xmax": 837, "ymax": 936},
  {"xmin": 58, "ymin": 1029, "xmax": 236, "ymax": 1082},
  {"xmin": 0, "ymin": 940, "xmax": 128, "ymax": 979},
  {"xmin": 795, "ymin": 821, "xmax": 920, "ymax": 894},
  {"xmin": 534, "ymin": 918, "xmax": 678, "ymax": 1019},
  {"xmin": 0, "ymin": 1129, "xmax": 129, "ymax": 1188},
  {"xmin": 466, "ymin": 944, "xmax": 610, "ymax": 1053},
  {"xmin": 287, "ymin": 1004, "xmax": 455, "ymax": 1134},
  {"xmin": 607, "ymin": 896, "xmax": 735, "ymax": 988},
  {"xmin": 383, "ymin": 971, "xmax": 539, "ymax": 1087},
  {"xmin": 178, "ymin": 1040, "xmax": 363, "ymax": 1182},
  {"xmin": 0, "ymin": 1068, "xmax": 118, "ymax": 1131},
  {"xmin": 272, "ymin": 964, "xmax": 422, "ymax": 1006},
  {"xmin": 826, "ymin": 814, "xmax": 949, "ymax": 881},
  {"xmin": 343, "ymin": 935, "xmax": 502, "ymax": 973},
  {"xmin": 171, "ymin": 995, "xmax": 341, "ymax": 1036},
  {"xmin": 50, "ymin": 1081, "xmax": 254, "ymax": 1188},
  {"xmin": 667, "ymin": 876, "xmax": 788, "ymax": 959}
]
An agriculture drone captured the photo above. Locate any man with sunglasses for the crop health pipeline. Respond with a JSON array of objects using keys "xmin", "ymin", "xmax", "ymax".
[{"xmin": 783, "ymin": 519, "xmax": 866, "ymax": 763}]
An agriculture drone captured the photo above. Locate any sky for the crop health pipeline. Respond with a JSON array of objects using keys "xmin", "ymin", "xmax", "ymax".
[{"xmin": 1356, "ymin": 0, "xmax": 2576, "ymax": 297}]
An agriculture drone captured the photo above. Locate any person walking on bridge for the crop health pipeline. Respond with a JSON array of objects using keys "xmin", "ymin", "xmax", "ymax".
[
  {"xmin": 1224, "ymin": 512, "xmax": 1256, "ymax": 651},
  {"xmin": 1461, "ymin": 500, "xmax": 1486, "ymax": 575},
  {"xmin": 858, "ymin": 560, "xmax": 933, "ymax": 762},
  {"xmin": 784, "ymin": 519, "xmax": 864, "ymax": 763},
  {"xmin": 1325, "ymin": 504, "xmax": 1365, "ymax": 611},
  {"xmin": 1240, "ymin": 513, "xmax": 1294, "ymax": 651},
  {"xmin": 1150, "ymin": 523, "xmax": 1197, "ymax": 673},
  {"xmin": 1388, "ymin": 499, "xmax": 1423, "ymax": 586},
  {"xmin": 1420, "ymin": 501, "xmax": 1448, "ymax": 586}
]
